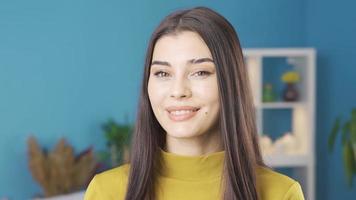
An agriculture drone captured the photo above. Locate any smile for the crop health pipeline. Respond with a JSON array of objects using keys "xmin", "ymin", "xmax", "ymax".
[{"xmin": 166, "ymin": 107, "xmax": 200, "ymax": 122}]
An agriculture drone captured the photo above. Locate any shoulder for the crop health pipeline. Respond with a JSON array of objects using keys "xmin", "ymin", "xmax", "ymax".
[
  {"xmin": 84, "ymin": 164, "xmax": 130, "ymax": 200},
  {"xmin": 96, "ymin": 163, "xmax": 130, "ymax": 181},
  {"xmin": 256, "ymin": 166, "xmax": 305, "ymax": 200}
]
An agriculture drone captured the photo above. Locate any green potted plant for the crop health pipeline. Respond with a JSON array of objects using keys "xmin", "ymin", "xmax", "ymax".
[
  {"xmin": 328, "ymin": 108, "xmax": 356, "ymax": 187},
  {"xmin": 262, "ymin": 83, "xmax": 277, "ymax": 102},
  {"xmin": 97, "ymin": 118, "xmax": 132, "ymax": 168}
]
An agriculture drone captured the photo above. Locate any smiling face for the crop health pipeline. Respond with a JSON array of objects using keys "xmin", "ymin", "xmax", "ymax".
[{"xmin": 148, "ymin": 31, "xmax": 220, "ymax": 141}]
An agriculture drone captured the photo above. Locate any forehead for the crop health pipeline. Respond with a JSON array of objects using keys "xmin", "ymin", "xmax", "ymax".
[{"xmin": 152, "ymin": 31, "xmax": 213, "ymax": 61}]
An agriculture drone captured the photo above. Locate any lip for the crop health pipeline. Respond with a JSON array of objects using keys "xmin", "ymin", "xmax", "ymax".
[
  {"xmin": 166, "ymin": 106, "xmax": 200, "ymax": 122},
  {"xmin": 166, "ymin": 106, "xmax": 200, "ymax": 112}
]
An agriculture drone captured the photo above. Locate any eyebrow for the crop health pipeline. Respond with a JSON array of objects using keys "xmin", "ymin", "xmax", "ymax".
[{"xmin": 151, "ymin": 57, "xmax": 214, "ymax": 67}]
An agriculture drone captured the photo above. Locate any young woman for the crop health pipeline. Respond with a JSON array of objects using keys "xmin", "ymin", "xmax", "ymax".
[{"xmin": 85, "ymin": 6, "xmax": 305, "ymax": 200}]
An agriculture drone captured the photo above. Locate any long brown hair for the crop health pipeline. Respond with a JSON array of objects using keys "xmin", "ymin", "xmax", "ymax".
[{"xmin": 125, "ymin": 6, "xmax": 263, "ymax": 200}]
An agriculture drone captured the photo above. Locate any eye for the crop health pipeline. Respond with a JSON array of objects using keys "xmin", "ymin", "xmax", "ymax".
[
  {"xmin": 193, "ymin": 71, "xmax": 211, "ymax": 77},
  {"xmin": 153, "ymin": 71, "xmax": 170, "ymax": 78}
]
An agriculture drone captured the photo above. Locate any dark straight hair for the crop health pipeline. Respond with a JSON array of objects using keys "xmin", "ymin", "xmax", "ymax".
[{"xmin": 125, "ymin": 6, "xmax": 264, "ymax": 200}]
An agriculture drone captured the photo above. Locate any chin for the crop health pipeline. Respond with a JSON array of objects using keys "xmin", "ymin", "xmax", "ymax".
[{"xmin": 165, "ymin": 129, "xmax": 202, "ymax": 139}]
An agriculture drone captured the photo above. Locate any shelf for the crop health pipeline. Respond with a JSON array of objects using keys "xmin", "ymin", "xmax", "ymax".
[
  {"xmin": 244, "ymin": 48, "xmax": 315, "ymax": 200},
  {"xmin": 262, "ymin": 153, "xmax": 309, "ymax": 167},
  {"xmin": 257, "ymin": 102, "xmax": 304, "ymax": 109},
  {"xmin": 243, "ymin": 48, "xmax": 315, "ymax": 58}
]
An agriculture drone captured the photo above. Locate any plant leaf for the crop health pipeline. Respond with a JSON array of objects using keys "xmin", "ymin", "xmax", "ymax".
[
  {"xmin": 343, "ymin": 141, "xmax": 355, "ymax": 187},
  {"xmin": 350, "ymin": 109, "xmax": 356, "ymax": 158},
  {"xmin": 329, "ymin": 117, "xmax": 341, "ymax": 152},
  {"xmin": 95, "ymin": 151, "xmax": 110, "ymax": 163},
  {"xmin": 342, "ymin": 121, "xmax": 351, "ymax": 146}
]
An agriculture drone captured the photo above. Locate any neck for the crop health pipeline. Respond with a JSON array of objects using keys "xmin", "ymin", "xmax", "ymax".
[{"xmin": 158, "ymin": 147, "xmax": 225, "ymax": 181}]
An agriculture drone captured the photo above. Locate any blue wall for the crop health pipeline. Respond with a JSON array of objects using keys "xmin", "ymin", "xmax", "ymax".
[
  {"xmin": 0, "ymin": 0, "xmax": 354, "ymax": 199},
  {"xmin": 306, "ymin": 0, "xmax": 356, "ymax": 199}
]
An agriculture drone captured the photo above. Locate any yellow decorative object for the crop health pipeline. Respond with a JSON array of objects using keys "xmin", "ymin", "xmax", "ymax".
[
  {"xmin": 27, "ymin": 136, "xmax": 97, "ymax": 198},
  {"xmin": 281, "ymin": 71, "xmax": 300, "ymax": 83}
]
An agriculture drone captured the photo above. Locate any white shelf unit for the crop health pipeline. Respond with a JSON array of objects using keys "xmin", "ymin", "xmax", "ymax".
[{"xmin": 243, "ymin": 48, "xmax": 316, "ymax": 200}]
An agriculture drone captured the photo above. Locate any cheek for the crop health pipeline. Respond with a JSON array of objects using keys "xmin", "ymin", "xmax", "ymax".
[
  {"xmin": 192, "ymin": 79, "xmax": 219, "ymax": 103},
  {"xmin": 192, "ymin": 80, "xmax": 220, "ymax": 117},
  {"xmin": 148, "ymin": 80, "xmax": 168, "ymax": 108}
]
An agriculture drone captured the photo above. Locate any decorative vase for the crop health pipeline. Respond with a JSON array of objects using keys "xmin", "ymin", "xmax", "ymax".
[{"xmin": 282, "ymin": 83, "xmax": 299, "ymax": 101}]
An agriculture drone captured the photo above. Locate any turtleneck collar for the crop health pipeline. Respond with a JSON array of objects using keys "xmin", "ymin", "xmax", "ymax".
[{"xmin": 158, "ymin": 148, "xmax": 225, "ymax": 181}]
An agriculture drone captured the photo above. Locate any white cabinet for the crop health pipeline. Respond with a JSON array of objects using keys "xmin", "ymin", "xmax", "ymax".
[
  {"xmin": 32, "ymin": 191, "xmax": 85, "ymax": 200},
  {"xmin": 243, "ymin": 48, "xmax": 316, "ymax": 200}
]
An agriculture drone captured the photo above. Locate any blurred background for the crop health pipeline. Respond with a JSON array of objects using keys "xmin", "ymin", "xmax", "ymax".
[{"xmin": 0, "ymin": 0, "xmax": 355, "ymax": 199}]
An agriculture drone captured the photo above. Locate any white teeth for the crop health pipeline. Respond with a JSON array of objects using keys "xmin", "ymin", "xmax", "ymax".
[{"xmin": 170, "ymin": 110, "xmax": 195, "ymax": 115}]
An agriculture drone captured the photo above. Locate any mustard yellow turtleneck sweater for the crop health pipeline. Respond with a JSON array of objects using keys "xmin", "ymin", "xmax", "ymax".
[{"xmin": 84, "ymin": 149, "xmax": 304, "ymax": 200}]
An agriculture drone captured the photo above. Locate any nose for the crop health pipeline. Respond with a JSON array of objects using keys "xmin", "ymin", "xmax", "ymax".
[{"xmin": 170, "ymin": 77, "xmax": 192, "ymax": 99}]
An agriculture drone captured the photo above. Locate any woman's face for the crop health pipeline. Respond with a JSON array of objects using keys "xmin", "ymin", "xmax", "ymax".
[{"xmin": 148, "ymin": 31, "xmax": 220, "ymax": 139}]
